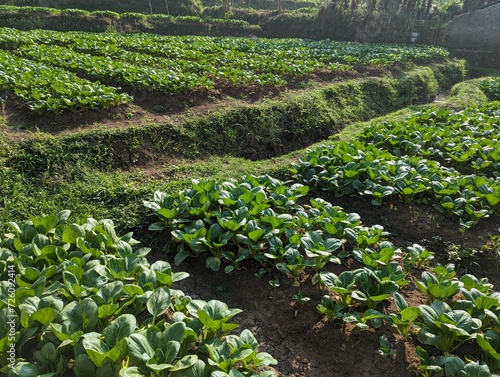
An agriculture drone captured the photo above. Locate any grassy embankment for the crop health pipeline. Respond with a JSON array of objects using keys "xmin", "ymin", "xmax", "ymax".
[{"xmin": 0, "ymin": 60, "xmax": 473, "ymax": 245}]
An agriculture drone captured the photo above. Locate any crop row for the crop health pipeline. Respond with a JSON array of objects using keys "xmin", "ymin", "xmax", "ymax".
[
  {"xmin": 361, "ymin": 105, "xmax": 500, "ymax": 176},
  {"xmin": 0, "ymin": 28, "xmax": 449, "ymax": 68},
  {"xmin": 291, "ymin": 102, "xmax": 500, "ymax": 229},
  {"xmin": 0, "ymin": 27, "xmax": 450, "ymax": 113},
  {"xmin": 15, "ymin": 44, "xmax": 208, "ymax": 95},
  {"xmin": 144, "ymin": 175, "xmax": 390, "ymax": 278},
  {"xmin": 0, "ymin": 212, "xmax": 277, "ymax": 376},
  {"xmin": 146, "ymin": 173, "xmax": 500, "ymax": 375},
  {"xmin": 0, "ymin": 49, "xmax": 132, "ymax": 114}
]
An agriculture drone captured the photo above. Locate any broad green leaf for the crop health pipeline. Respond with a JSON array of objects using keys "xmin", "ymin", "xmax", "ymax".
[
  {"xmin": 35, "ymin": 342, "xmax": 60, "ymax": 371},
  {"xmin": 150, "ymin": 260, "xmax": 173, "ymax": 285},
  {"xmin": 50, "ymin": 323, "xmax": 83, "ymax": 343},
  {"xmin": 393, "ymin": 292, "xmax": 408, "ymax": 311},
  {"xmin": 96, "ymin": 281, "xmax": 123, "ymax": 304},
  {"xmin": 169, "ymin": 355, "xmax": 199, "ymax": 372},
  {"xmin": 444, "ymin": 357, "xmax": 466, "ymax": 377},
  {"xmin": 400, "ymin": 306, "xmax": 420, "ymax": 322},
  {"xmin": 147, "ymin": 287, "xmax": 171, "ymax": 322},
  {"xmin": 97, "ymin": 304, "xmax": 119, "ymax": 319},
  {"xmin": 161, "ymin": 340, "xmax": 181, "ymax": 364},
  {"xmin": 128, "ymin": 333, "xmax": 155, "ymax": 366},
  {"xmin": 82, "ymin": 337, "xmax": 128, "ymax": 367},
  {"xmin": 74, "ymin": 354, "xmax": 97, "ymax": 377},
  {"xmin": 8, "ymin": 362, "xmax": 41, "ymax": 377},
  {"xmin": 206, "ymin": 257, "xmax": 221, "ymax": 272},
  {"xmin": 248, "ymin": 228, "xmax": 266, "ymax": 242},
  {"xmin": 417, "ymin": 327, "xmax": 443, "ymax": 346},
  {"xmin": 62, "ymin": 224, "xmax": 86, "ymax": 244},
  {"xmin": 30, "ymin": 214, "xmax": 60, "ymax": 234},
  {"xmin": 122, "ymin": 284, "xmax": 144, "ymax": 296},
  {"xmin": 164, "ymin": 321, "xmax": 186, "ymax": 343},
  {"xmin": 60, "ymin": 298, "xmax": 99, "ymax": 333},
  {"xmin": 30, "ymin": 307, "xmax": 60, "ymax": 326},
  {"xmin": 170, "ymin": 359, "xmax": 210, "ymax": 377},
  {"xmin": 103, "ymin": 314, "xmax": 137, "ymax": 347}
]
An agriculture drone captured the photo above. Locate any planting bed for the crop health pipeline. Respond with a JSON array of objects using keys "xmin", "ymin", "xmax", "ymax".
[
  {"xmin": 144, "ymin": 102, "xmax": 500, "ymax": 376},
  {"xmin": 0, "ymin": 29, "xmax": 499, "ymax": 377},
  {"xmin": 166, "ymin": 196, "xmax": 499, "ymax": 376}
]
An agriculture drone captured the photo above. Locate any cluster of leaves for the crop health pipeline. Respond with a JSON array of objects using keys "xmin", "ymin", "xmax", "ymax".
[
  {"xmin": 0, "ymin": 49, "xmax": 131, "ymax": 114},
  {"xmin": 480, "ymin": 77, "xmax": 500, "ymax": 101},
  {"xmin": 401, "ymin": 267, "xmax": 500, "ymax": 376},
  {"xmin": 0, "ymin": 212, "xmax": 277, "ymax": 377},
  {"xmin": 144, "ymin": 175, "xmax": 390, "ymax": 284},
  {"xmin": 291, "ymin": 102, "xmax": 500, "ymax": 229}
]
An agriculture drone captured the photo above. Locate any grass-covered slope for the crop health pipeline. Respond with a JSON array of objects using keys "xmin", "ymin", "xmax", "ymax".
[{"xmin": 0, "ymin": 60, "xmax": 466, "ymax": 236}]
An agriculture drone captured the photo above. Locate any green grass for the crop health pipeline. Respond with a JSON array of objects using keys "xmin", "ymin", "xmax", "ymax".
[{"xmin": 0, "ymin": 70, "xmax": 483, "ymax": 245}]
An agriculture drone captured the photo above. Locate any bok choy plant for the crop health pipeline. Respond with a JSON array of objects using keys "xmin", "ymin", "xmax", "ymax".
[{"xmin": 0, "ymin": 211, "xmax": 278, "ymax": 377}]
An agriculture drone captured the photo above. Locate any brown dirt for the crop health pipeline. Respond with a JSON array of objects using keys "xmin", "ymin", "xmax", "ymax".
[{"xmin": 148, "ymin": 196, "xmax": 500, "ymax": 377}]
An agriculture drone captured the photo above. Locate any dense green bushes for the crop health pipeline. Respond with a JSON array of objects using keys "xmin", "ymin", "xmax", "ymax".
[
  {"xmin": 0, "ymin": 0, "xmax": 203, "ymax": 16},
  {"xmin": 259, "ymin": 10, "xmax": 315, "ymax": 38},
  {"xmin": 0, "ymin": 5, "xmax": 259, "ymax": 35}
]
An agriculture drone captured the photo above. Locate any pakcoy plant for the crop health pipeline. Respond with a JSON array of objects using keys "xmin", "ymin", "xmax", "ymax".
[
  {"xmin": 454, "ymin": 283, "xmax": 500, "ymax": 332},
  {"xmin": 416, "ymin": 300, "xmax": 482, "ymax": 353},
  {"xmin": 414, "ymin": 348, "xmax": 495, "ymax": 377},
  {"xmin": 352, "ymin": 267, "xmax": 400, "ymax": 310},
  {"xmin": 317, "ymin": 270, "xmax": 361, "ymax": 307},
  {"xmin": 351, "ymin": 241, "xmax": 401, "ymax": 269},
  {"xmin": 415, "ymin": 264, "xmax": 462, "ymax": 303},
  {"xmin": 316, "ymin": 294, "xmax": 347, "ymax": 322},
  {"xmin": 292, "ymin": 102, "xmax": 500, "ymax": 229},
  {"xmin": 403, "ymin": 243, "xmax": 434, "ymax": 271},
  {"xmin": 387, "ymin": 292, "xmax": 420, "ymax": 338},
  {"xmin": 145, "ymin": 175, "xmax": 383, "ymax": 281},
  {"xmin": 299, "ymin": 230, "xmax": 342, "ymax": 285},
  {"xmin": 0, "ymin": 212, "xmax": 278, "ymax": 377}
]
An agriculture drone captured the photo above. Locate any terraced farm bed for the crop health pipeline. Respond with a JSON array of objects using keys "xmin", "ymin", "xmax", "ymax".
[{"xmin": 1, "ymin": 28, "xmax": 499, "ymax": 377}]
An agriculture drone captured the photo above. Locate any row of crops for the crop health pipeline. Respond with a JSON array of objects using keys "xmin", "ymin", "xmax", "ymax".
[
  {"xmin": 292, "ymin": 101, "xmax": 500, "ymax": 229},
  {"xmin": 144, "ymin": 101, "xmax": 500, "ymax": 375},
  {"xmin": 0, "ymin": 27, "xmax": 449, "ymax": 113},
  {"xmin": 0, "ymin": 50, "xmax": 132, "ymax": 114},
  {"xmin": 0, "ymin": 213, "xmax": 278, "ymax": 377}
]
